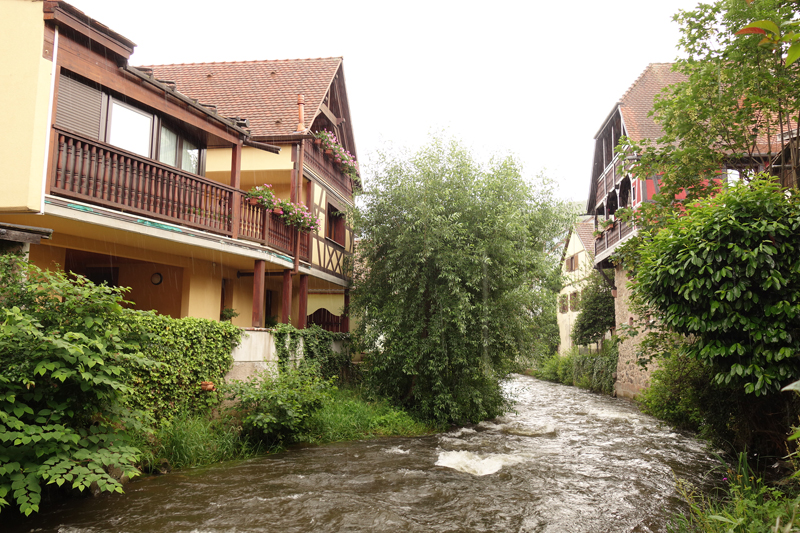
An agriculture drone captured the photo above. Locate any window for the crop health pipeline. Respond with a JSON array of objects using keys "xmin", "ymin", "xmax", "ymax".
[
  {"xmin": 107, "ymin": 100, "xmax": 154, "ymax": 157},
  {"xmin": 326, "ymin": 203, "xmax": 345, "ymax": 246},
  {"xmin": 565, "ymin": 254, "xmax": 579, "ymax": 272},
  {"xmin": 570, "ymin": 291, "xmax": 580, "ymax": 312},
  {"xmin": 558, "ymin": 294, "xmax": 568, "ymax": 314},
  {"xmin": 158, "ymin": 125, "xmax": 200, "ymax": 174}
]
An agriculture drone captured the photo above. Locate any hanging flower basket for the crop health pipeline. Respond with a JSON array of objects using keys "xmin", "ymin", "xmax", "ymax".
[
  {"xmin": 200, "ymin": 381, "xmax": 215, "ymax": 392},
  {"xmin": 248, "ymin": 198, "xmax": 259, "ymax": 206},
  {"xmin": 314, "ymin": 138, "xmax": 322, "ymax": 146}
]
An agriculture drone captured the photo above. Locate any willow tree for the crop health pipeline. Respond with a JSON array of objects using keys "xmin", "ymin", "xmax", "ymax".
[{"xmin": 351, "ymin": 138, "xmax": 570, "ymax": 425}]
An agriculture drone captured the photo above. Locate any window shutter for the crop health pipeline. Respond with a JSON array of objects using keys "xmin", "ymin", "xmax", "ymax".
[{"xmin": 55, "ymin": 75, "xmax": 102, "ymax": 139}]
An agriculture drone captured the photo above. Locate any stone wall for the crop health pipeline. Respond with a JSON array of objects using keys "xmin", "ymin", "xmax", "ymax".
[{"xmin": 613, "ymin": 266, "xmax": 655, "ymax": 399}]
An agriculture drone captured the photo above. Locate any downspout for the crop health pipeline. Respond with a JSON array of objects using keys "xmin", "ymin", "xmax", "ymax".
[
  {"xmin": 40, "ymin": 25, "xmax": 59, "ymax": 214},
  {"xmin": 293, "ymin": 95, "xmax": 306, "ymax": 273}
]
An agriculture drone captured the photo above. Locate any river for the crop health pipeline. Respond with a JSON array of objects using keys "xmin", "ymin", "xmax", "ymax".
[{"xmin": 6, "ymin": 375, "xmax": 719, "ymax": 532}]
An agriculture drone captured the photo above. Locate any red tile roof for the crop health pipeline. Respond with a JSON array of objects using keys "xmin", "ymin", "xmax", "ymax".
[
  {"xmin": 575, "ymin": 217, "xmax": 596, "ymax": 255},
  {"xmin": 144, "ymin": 58, "xmax": 343, "ymax": 138},
  {"xmin": 617, "ymin": 63, "xmax": 687, "ymax": 143}
]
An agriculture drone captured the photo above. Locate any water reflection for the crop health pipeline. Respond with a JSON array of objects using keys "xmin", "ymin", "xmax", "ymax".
[{"xmin": 7, "ymin": 375, "xmax": 718, "ymax": 533}]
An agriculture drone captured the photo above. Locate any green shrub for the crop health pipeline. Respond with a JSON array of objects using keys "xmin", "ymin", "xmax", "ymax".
[
  {"xmin": 222, "ymin": 362, "xmax": 335, "ymax": 444},
  {"xmin": 121, "ymin": 311, "xmax": 242, "ymax": 422},
  {"xmin": 534, "ymin": 342, "xmax": 618, "ymax": 395},
  {"xmin": 671, "ymin": 453, "xmax": 800, "ymax": 532},
  {"xmin": 0, "ymin": 256, "xmax": 145, "ymax": 515},
  {"xmin": 298, "ymin": 387, "xmax": 435, "ymax": 444},
  {"xmin": 132, "ymin": 414, "xmax": 262, "ymax": 471}
]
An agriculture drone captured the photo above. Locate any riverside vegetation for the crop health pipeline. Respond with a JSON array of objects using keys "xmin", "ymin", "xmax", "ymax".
[{"xmin": 0, "ymin": 255, "xmax": 433, "ymax": 517}]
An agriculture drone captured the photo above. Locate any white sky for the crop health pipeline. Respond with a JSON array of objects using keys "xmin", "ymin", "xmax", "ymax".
[{"xmin": 65, "ymin": 0, "xmax": 703, "ymax": 206}]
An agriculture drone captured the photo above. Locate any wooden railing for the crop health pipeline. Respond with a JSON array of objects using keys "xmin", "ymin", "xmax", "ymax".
[
  {"xmin": 51, "ymin": 129, "xmax": 312, "ymax": 262},
  {"xmin": 304, "ymin": 142, "xmax": 355, "ymax": 198},
  {"xmin": 594, "ymin": 219, "xmax": 633, "ymax": 257},
  {"xmin": 52, "ymin": 129, "xmax": 234, "ymax": 236},
  {"xmin": 238, "ymin": 197, "xmax": 310, "ymax": 261}
]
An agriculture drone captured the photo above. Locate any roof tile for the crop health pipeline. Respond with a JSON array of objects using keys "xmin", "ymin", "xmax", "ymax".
[{"xmin": 144, "ymin": 58, "xmax": 343, "ymax": 138}]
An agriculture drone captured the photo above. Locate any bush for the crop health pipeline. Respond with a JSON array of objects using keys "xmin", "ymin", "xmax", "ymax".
[
  {"xmin": 222, "ymin": 362, "xmax": 335, "ymax": 445},
  {"xmin": 121, "ymin": 311, "xmax": 242, "ymax": 423},
  {"xmin": 640, "ymin": 342, "xmax": 795, "ymax": 456},
  {"xmin": 534, "ymin": 342, "xmax": 618, "ymax": 395},
  {"xmin": 0, "ymin": 256, "xmax": 145, "ymax": 515},
  {"xmin": 132, "ymin": 414, "xmax": 262, "ymax": 472},
  {"xmin": 298, "ymin": 387, "xmax": 436, "ymax": 444},
  {"xmin": 272, "ymin": 323, "xmax": 352, "ymax": 382}
]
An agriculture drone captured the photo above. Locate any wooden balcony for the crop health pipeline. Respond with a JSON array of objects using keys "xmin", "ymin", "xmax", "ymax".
[
  {"xmin": 304, "ymin": 141, "xmax": 355, "ymax": 199},
  {"xmin": 594, "ymin": 219, "xmax": 634, "ymax": 259},
  {"xmin": 51, "ymin": 128, "xmax": 310, "ymax": 262}
]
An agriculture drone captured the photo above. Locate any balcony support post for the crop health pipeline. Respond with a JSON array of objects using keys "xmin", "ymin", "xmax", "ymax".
[
  {"xmin": 282, "ymin": 268, "xmax": 292, "ymax": 324},
  {"xmin": 342, "ymin": 289, "xmax": 350, "ymax": 333},
  {"xmin": 252, "ymin": 259, "xmax": 266, "ymax": 327},
  {"xmin": 231, "ymin": 140, "xmax": 243, "ymax": 239},
  {"xmin": 298, "ymin": 274, "xmax": 308, "ymax": 329}
]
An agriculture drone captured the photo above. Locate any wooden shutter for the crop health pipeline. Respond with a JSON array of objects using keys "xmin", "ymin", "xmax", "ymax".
[{"xmin": 55, "ymin": 74, "xmax": 102, "ymax": 139}]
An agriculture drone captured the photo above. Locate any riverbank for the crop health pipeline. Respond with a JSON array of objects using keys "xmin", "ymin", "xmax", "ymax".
[{"xmin": 132, "ymin": 385, "xmax": 437, "ymax": 475}]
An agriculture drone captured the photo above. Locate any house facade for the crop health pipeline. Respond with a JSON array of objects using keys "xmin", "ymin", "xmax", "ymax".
[
  {"xmin": 557, "ymin": 216, "xmax": 595, "ymax": 355},
  {"xmin": 586, "ymin": 63, "xmax": 686, "ymax": 398},
  {"xmin": 0, "ymin": 1, "xmax": 356, "ymax": 337}
]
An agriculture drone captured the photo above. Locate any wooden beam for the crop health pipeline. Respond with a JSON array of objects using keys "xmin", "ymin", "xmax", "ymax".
[
  {"xmin": 298, "ymin": 275, "xmax": 308, "ymax": 329},
  {"xmin": 230, "ymin": 141, "xmax": 242, "ymax": 240},
  {"xmin": 252, "ymin": 260, "xmax": 266, "ymax": 327},
  {"xmin": 343, "ymin": 290, "xmax": 350, "ymax": 333},
  {"xmin": 282, "ymin": 269, "xmax": 292, "ymax": 324},
  {"xmin": 45, "ymin": 7, "xmax": 134, "ymax": 59},
  {"xmin": 319, "ymin": 102, "xmax": 340, "ymax": 126}
]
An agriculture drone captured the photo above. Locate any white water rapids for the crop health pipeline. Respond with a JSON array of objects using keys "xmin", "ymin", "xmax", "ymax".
[{"xmin": 7, "ymin": 375, "xmax": 720, "ymax": 532}]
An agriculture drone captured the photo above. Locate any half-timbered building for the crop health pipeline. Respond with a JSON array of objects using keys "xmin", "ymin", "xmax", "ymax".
[{"xmin": 0, "ymin": 1, "xmax": 356, "ymax": 335}]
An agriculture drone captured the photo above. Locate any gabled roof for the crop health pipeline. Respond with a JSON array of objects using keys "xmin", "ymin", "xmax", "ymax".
[
  {"xmin": 575, "ymin": 218, "xmax": 596, "ymax": 254},
  {"xmin": 146, "ymin": 58, "xmax": 345, "ymax": 140},
  {"xmin": 616, "ymin": 63, "xmax": 687, "ymax": 143}
]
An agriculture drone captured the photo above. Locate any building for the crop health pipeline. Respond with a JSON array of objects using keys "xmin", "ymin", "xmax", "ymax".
[
  {"xmin": 557, "ymin": 216, "xmax": 595, "ymax": 354},
  {"xmin": 0, "ymin": 1, "xmax": 356, "ymax": 337},
  {"xmin": 586, "ymin": 63, "xmax": 686, "ymax": 398}
]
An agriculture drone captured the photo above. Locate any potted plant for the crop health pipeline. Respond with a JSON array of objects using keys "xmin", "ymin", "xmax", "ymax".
[
  {"xmin": 274, "ymin": 199, "xmax": 320, "ymax": 233},
  {"xmin": 245, "ymin": 184, "xmax": 278, "ymax": 209}
]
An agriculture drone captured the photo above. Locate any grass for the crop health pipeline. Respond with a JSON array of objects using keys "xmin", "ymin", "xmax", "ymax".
[
  {"xmin": 297, "ymin": 386, "xmax": 438, "ymax": 445},
  {"xmin": 132, "ymin": 413, "xmax": 265, "ymax": 472},
  {"xmin": 132, "ymin": 386, "xmax": 435, "ymax": 473}
]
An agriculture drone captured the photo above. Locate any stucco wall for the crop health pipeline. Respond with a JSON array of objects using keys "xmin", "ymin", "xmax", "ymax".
[
  {"xmin": 0, "ymin": 0, "xmax": 52, "ymax": 213},
  {"xmin": 558, "ymin": 230, "xmax": 592, "ymax": 355},
  {"xmin": 613, "ymin": 265, "xmax": 655, "ymax": 398}
]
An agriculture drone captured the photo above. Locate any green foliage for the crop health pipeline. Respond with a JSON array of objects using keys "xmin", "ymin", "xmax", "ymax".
[
  {"xmin": 298, "ymin": 387, "xmax": 436, "ymax": 444},
  {"xmin": 131, "ymin": 414, "xmax": 263, "ymax": 472},
  {"xmin": 272, "ymin": 323, "xmax": 352, "ymax": 381},
  {"xmin": 222, "ymin": 362, "xmax": 335, "ymax": 444},
  {"xmin": 121, "ymin": 311, "xmax": 241, "ymax": 422},
  {"xmin": 0, "ymin": 256, "xmax": 144, "ymax": 515},
  {"xmin": 352, "ymin": 136, "xmax": 572, "ymax": 425},
  {"xmin": 670, "ymin": 453, "xmax": 800, "ymax": 532},
  {"xmin": 534, "ymin": 342, "xmax": 618, "ymax": 395},
  {"xmin": 622, "ymin": 0, "xmax": 800, "ymax": 228},
  {"xmin": 571, "ymin": 269, "xmax": 616, "ymax": 346},
  {"xmin": 636, "ymin": 177, "xmax": 800, "ymax": 396}
]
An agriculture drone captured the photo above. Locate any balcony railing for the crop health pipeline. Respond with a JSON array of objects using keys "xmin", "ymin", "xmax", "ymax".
[
  {"xmin": 304, "ymin": 141, "xmax": 355, "ymax": 198},
  {"xmin": 594, "ymin": 219, "xmax": 634, "ymax": 258},
  {"xmin": 51, "ymin": 128, "xmax": 310, "ymax": 262}
]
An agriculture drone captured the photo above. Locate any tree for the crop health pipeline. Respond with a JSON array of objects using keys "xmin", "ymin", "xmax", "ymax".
[
  {"xmin": 635, "ymin": 176, "xmax": 800, "ymax": 396},
  {"xmin": 351, "ymin": 137, "xmax": 571, "ymax": 425},
  {"xmin": 571, "ymin": 270, "xmax": 616, "ymax": 347},
  {"xmin": 621, "ymin": 0, "xmax": 800, "ymax": 233}
]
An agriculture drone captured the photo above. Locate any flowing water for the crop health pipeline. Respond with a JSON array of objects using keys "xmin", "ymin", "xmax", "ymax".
[{"xmin": 7, "ymin": 375, "xmax": 720, "ymax": 533}]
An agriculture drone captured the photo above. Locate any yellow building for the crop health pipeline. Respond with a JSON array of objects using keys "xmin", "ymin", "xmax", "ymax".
[
  {"xmin": 0, "ymin": 1, "xmax": 356, "ymax": 332},
  {"xmin": 557, "ymin": 217, "xmax": 596, "ymax": 354}
]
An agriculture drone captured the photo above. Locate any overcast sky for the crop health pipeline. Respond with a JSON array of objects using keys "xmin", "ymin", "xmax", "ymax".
[{"xmin": 66, "ymin": 0, "xmax": 703, "ymax": 205}]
